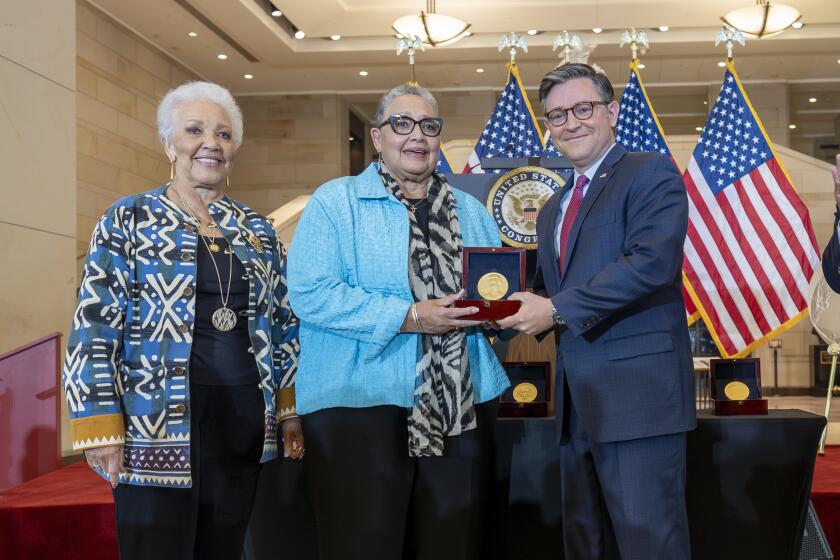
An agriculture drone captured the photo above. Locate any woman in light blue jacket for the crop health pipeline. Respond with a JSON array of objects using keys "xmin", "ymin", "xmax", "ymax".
[{"xmin": 287, "ymin": 83, "xmax": 509, "ymax": 560}]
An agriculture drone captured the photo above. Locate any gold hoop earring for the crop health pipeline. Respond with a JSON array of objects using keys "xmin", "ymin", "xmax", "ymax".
[
  {"xmin": 169, "ymin": 160, "xmax": 175, "ymax": 181},
  {"xmin": 226, "ymin": 176, "xmax": 230, "ymax": 188}
]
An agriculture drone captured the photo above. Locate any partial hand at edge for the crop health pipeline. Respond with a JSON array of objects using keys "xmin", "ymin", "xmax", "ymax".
[
  {"xmin": 282, "ymin": 417, "xmax": 305, "ymax": 461},
  {"xmin": 84, "ymin": 444, "xmax": 126, "ymax": 488}
]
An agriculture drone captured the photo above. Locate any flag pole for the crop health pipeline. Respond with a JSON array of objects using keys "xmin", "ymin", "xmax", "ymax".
[
  {"xmin": 620, "ymin": 28, "xmax": 649, "ymax": 65},
  {"xmin": 498, "ymin": 32, "xmax": 528, "ymax": 70},
  {"xmin": 552, "ymin": 31, "xmax": 582, "ymax": 65},
  {"xmin": 397, "ymin": 35, "xmax": 425, "ymax": 86},
  {"xmin": 715, "ymin": 25, "xmax": 745, "ymax": 63}
]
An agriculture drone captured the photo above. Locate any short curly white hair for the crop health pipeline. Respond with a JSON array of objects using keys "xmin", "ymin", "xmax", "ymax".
[{"xmin": 156, "ymin": 81, "xmax": 244, "ymax": 148}]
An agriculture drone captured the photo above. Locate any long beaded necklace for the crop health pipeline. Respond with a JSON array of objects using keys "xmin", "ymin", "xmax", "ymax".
[{"xmin": 169, "ymin": 184, "xmax": 237, "ymax": 332}]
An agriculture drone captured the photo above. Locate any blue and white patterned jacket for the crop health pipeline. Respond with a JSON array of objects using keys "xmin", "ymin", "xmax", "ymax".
[{"xmin": 63, "ymin": 185, "xmax": 299, "ymax": 487}]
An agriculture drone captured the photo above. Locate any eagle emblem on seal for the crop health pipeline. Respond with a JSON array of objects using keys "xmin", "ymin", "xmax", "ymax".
[{"xmin": 487, "ymin": 166, "xmax": 565, "ymax": 249}]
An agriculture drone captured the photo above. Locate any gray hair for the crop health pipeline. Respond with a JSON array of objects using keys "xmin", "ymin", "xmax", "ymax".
[
  {"xmin": 374, "ymin": 83, "xmax": 438, "ymax": 125},
  {"xmin": 156, "ymin": 81, "xmax": 244, "ymax": 148},
  {"xmin": 538, "ymin": 63, "xmax": 614, "ymax": 113}
]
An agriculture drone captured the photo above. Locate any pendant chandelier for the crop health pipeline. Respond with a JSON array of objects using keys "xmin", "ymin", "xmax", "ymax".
[
  {"xmin": 721, "ymin": 0, "xmax": 801, "ymax": 38},
  {"xmin": 393, "ymin": 0, "xmax": 471, "ymax": 47}
]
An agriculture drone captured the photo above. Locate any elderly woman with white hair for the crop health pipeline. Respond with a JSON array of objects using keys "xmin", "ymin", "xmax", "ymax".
[
  {"xmin": 62, "ymin": 80, "xmax": 302, "ymax": 559},
  {"xmin": 288, "ymin": 83, "xmax": 509, "ymax": 559}
]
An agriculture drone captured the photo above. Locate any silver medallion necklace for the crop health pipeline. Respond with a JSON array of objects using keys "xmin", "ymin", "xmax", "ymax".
[{"xmin": 169, "ymin": 183, "xmax": 237, "ymax": 331}]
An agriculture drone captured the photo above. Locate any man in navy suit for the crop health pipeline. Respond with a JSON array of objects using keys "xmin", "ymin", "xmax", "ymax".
[
  {"xmin": 822, "ymin": 154, "xmax": 840, "ymax": 292},
  {"xmin": 498, "ymin": 63, "xmax": 695, "ymax": 559}
]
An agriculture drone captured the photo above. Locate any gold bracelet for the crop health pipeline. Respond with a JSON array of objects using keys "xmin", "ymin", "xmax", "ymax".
[{"xmin": 411, "ymin": 303, "xmax": 424, "ymax": 333}]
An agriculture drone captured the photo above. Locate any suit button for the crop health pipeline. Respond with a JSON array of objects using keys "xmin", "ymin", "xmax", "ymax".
[
  {"xmin": 174, "ymin": 404, "xmax": 186, "ymax": 414},
  {"xmin": 183, "ymin": 287, "xmax": 193, "ymax": 297},
  {"xmin": 178, "ymin": 324, "xmax": 189, "ymax": 333},
  {"xmin": 174, "ymin": 366, "xmax": 185, "ymax": 374}
]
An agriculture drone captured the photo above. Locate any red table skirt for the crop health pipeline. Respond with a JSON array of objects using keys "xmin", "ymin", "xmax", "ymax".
[{"xmin": 0, "ymin": 461, "xmax": 117, "ymax": 559}]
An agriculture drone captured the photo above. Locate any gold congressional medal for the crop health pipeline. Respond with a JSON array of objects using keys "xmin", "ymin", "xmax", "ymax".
[
  {"xmin": 477, "ymin": 272, "xmax": 509, "ymax": 300},
  {"xmin": 724, "ymin": 380, "xmax": 751, "ymax": 401},
  {"xmin": 248, "ymin": 234, "xmax": 264, "ymax": 253},
  {"xmin": 513, "ymin": 382, "xmax": 538, "ymax": 403},
  {"xmin": 208, "ymin": 242, "xmax": 220, "ymax": 253}
]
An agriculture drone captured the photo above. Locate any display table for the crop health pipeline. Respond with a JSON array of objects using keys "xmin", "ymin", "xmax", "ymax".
[
  {"xmin": 686, "ymin": 409, "xmax": 824, "ymax": 560},
  {"xmin": 3, "ymin": 410, "xmax": 822, "ymax": 559},
  {"xmin": 488, "ymin": 410, "xmax": 825, "ymax": 560}
]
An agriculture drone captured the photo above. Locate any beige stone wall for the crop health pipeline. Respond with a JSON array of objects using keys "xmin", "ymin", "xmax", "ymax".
[
  {"xmin": 227, "ymin": 95, "xmax": 351, "ymax": 216},
  {"xmin": 0, "ymin": 0, "xmax": 77, "ymax": 454},
  {"xmin": 75, "ymin": 0, "xmax": 196, "ymax": 262}
]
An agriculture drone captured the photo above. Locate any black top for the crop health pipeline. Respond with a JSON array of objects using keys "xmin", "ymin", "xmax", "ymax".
[
  {"xmin": 406, "ymin": 198, "xmax": 430, "ymax": 242},
  {"xmin": 189, "ymin": 237, "xmax": 261, "ymax": 386}
]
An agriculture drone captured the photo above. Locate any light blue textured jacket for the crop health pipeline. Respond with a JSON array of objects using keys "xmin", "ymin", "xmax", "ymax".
[{"xmin": 287, "ymin": 163, "xmax": 509, "ymax": 414}]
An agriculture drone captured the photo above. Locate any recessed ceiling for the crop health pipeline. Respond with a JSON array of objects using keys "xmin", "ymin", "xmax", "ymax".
[{"xmin": 86, "ymin": 0, "xmax": 840, "ymax": 155}]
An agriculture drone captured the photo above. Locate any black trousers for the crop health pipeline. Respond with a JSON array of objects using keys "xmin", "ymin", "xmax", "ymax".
[
  {"xmin": 301, "ymin": 401, "xmax": 498, "ymax": 560},
  {"xmin": 113, "ymin": 383, "xmax": 265, "ymax": 560}
]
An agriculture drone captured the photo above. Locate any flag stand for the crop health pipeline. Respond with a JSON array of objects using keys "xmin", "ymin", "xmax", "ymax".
[{"xmin": 819, "ymin": 345, "xmax": 839, "ymax": 454}]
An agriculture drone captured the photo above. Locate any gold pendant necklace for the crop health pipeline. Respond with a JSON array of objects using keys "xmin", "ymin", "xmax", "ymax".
[
  {"xmin": 169, "ymin": 183, "xmax": 236, "ymax": 332},
  {"xmin": 406, "ymin": 198, "xmax": 426, "ymax": 214}
]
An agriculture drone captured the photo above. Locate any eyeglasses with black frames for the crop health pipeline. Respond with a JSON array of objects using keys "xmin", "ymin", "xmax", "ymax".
[
  {"xmin": 378, "ymin": 115, "xmax": 444, "ymax": 137},
  {"xmin": 544, "ymin": 101, "xmax": 610, "ymax": 127}
]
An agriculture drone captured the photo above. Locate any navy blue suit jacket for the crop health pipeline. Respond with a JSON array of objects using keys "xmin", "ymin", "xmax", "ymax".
[
  {"xmin": 535, "ymin": 144, "xmax": 696, "ymax": 443},
  {"xmin": 823, "ymin": 211, "xmax": 840, "ymax": 293}
]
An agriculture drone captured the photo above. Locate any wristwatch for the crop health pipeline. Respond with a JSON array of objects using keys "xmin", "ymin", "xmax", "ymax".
[{"xmin": 551, "ymin": 305, "xmax": 566, "ymax": 328}]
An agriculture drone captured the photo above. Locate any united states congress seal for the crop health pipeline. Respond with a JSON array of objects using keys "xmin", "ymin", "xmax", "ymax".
[{"xmin": 487, "ymin": 166, "xmax": 565, "ymax": 249}]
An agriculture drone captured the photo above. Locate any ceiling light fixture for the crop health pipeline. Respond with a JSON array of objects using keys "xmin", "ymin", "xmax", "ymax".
[
  {"xmin": 294, "ymin": 30, "xmax": 306, "ymax": 39},
  {"xmin": 271, "ymin": 9, "xmax": 282, "ymax": 17},
  {"xmin": 637, "ymin": 63, "xmax": 646, "ymax": 69},
  {"xmin": 809, "ymin": 97, "xmax": 817, "ymax": 103},
  {"xmin": 658, "ymin": 25, "xmax": 670, "ymax": 32},
  {"xmin": 476, "ymin": 67, "xmax": 485, "ymax": 73},
  {"xmin": 330, "ymin": 34, "xmax": 341, "ymax": 41},
  {"xmin": 717, "ymin": 61, "xmax": 726, "ymax": 67},
  {"xmin": 721, "ymin": 0, "xmax": 801, "ymax": 38},
  {"xmin": 696, "ymin": 127, "xmax": 703, "ymax": 132},
  {"xmin": 393, "ymin": 1, "xmax": 471, "ymax": 46},
  {"xmin": 359, "ymin": 70, "xmax": 369, "ymax": 76},
  {"xmin": 527, "ymin": 29, "xmax": 538, "ymax": 36},
  {"xmin": 464, "ymin": 31, "xmax": 473, "ymax": 37},
  {"xmin": 188, "ymin": 31, "xmax": 198, "ymax": 37},
  {"xmin": 592, "ymin": 27, "xmax": 603, "ymax": 34},
  {"xmin": 217, "ymin": 53, "xmax": 228, "ymax": 60},
  {"xmin": 789, "ymin": 124, "xmax": 796, "ymax": 129},
  {"xmin": 791, "ymin": 21, "xmax": 803, "ymax": 29},
  {"xmin": 244, "ymin": 74, "xmax": 253, "ymax": 79}
]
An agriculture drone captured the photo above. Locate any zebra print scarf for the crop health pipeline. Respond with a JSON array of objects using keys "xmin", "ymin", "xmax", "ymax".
[{"xmin": 378, "ymin": 162, "xmax": 477, "ymax": 457}]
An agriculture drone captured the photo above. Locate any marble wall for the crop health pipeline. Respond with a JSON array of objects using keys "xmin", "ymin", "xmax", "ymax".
[
  {"xmin": 0, "ymin": 0, "xmax": 78, "ymax": 455},
  {"xmin": 75, "ymin": 0, "xmax": 197, "ymax": 263}
]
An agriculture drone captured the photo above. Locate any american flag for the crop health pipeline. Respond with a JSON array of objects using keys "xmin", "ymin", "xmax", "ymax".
[
  {"xmin": 683, "ymin": 61, "xmax": 819, "ymax": 358},
  {"xmin": 541, "ymin": 131, "xmax": 560, "ymax": 158},
  {"xmin": 615, "ymin": 62, "xmax": 700, "ymax": 323},
  {"xmin": 463, "ymin": 63, "xmax": 543, "ymax": 173},
  {"xmin": 437, "ymin": 147, "xmax": 454, "ymax": 174}
]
